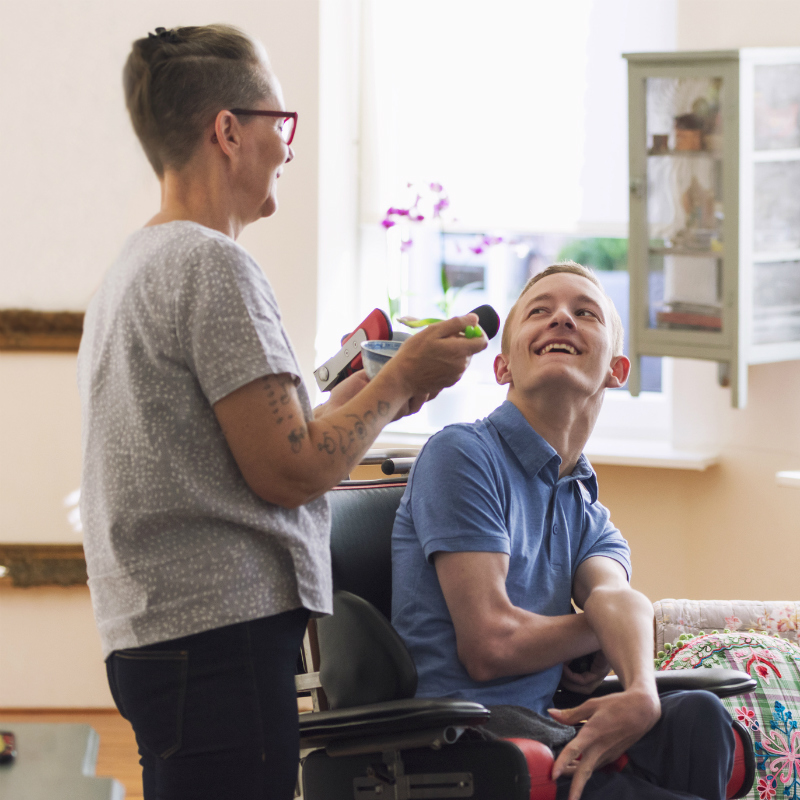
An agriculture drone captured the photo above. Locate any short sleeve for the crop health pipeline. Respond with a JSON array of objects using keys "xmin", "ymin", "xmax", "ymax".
[
  {"xmin": 407, "ymin": 425, "xmax": 510, "ymax": 562},
  {"xmin": 575, "ymin": 495, "xmax": 632, "ymax": 580},
  {"xmin": 174, "ymin": 238, "xmax": 301, "ymax": 405}
]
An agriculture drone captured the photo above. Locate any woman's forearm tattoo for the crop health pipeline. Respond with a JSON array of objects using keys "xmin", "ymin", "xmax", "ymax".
[
  {"xmin": 257, "ymin": 377, "xmax": 390, "ymax": 457},
  {"xmin": 312, "ymin": 401, "xmax": 391, "ymax": 458}
]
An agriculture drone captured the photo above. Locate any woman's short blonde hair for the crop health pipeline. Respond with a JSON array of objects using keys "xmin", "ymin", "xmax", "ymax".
[
  {"xmin": 123, "ymin": 24, "xmax": 273, "ymax": 177},
  {"xmin": 500, "ymin": 261, "xmax": 625, "ymax": 357}
]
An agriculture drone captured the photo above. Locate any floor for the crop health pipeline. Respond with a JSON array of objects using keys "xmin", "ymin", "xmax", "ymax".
[{"xmin": 0, "ymin": 709, "xmax": 142, "ymax": 800}]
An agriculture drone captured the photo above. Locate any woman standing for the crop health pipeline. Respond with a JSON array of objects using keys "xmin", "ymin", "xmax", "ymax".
[{"xmin": 77, "ymin": 24, "xmax": 485, "ymax": 800}]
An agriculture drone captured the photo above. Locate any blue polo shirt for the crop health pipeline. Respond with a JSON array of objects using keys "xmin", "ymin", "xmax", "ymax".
[{"xmin": 391, "ymin": 400, "xmax": 631, "ymax": 714}]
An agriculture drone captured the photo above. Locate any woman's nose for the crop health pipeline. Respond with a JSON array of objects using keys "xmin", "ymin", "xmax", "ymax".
[{"xmin": 285, "ymin": 145, "xmax": 295, "ymax": 163}]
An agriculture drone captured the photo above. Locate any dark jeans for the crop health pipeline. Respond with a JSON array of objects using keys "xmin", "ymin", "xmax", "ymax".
[
  {"xmin": 106, "ymin": 608, "xmax": 310, "ymax": 800},
  {"xmin": 556, "ymin": 690, "xmax": 737, "ymax": 800}
]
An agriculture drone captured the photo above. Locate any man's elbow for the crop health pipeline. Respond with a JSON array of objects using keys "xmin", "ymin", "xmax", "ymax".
[{"xmin": 457, "ymin": 636, "xmax": 513, "ymax": 683}]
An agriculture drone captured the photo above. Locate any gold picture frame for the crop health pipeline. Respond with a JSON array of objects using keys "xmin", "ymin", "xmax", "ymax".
[{"xmin": 0, "ymin": 309, "xmax": 84, "ymax": 352}]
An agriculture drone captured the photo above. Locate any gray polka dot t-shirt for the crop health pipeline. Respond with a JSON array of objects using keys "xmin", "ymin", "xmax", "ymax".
[{"xmin": 77, "ymin": 221, "xmax": 331, "ymax": 658}]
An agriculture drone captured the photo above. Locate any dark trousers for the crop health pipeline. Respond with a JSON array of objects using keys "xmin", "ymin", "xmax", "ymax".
[
  {"xmin": 106, "ymin": 607, "xmax": 310, "ymax": 800},
  {"xmin": 557, "ymin": 690, "xmax": 737, "ymax": 800}
]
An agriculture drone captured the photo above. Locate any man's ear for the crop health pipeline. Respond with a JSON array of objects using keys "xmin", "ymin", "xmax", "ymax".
[
  {"xmin": 605, "ymin": 355, "xmax": 631, "ymax": 389},
  {"xmin": 211, "ymin": 110, "xmax": 240, "ymax": 156},
  {"xmin": 494, "ymin": 353, "xmax": 513, "ymax": 386}
]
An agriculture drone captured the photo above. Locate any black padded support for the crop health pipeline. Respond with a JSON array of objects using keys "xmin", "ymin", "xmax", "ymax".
[
  {"xmin": 555, "ymin": 669, "xmax": 757, "ymax": 708},
  {"xmin": 317, "ymin": 590, "xmax": 417, "ymax": 710},
  {"xmin": 298, "ymin": 697, "xmax": 490, "ymax": 748},
  {"xmin": 328, "ymin": 483, "xmax": 406, "ymax": 619}
]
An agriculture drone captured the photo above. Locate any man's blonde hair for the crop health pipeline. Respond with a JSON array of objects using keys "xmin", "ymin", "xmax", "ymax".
[{"xmin": 500, "ymin": 261, "xmax": 625, "ymax": 357}]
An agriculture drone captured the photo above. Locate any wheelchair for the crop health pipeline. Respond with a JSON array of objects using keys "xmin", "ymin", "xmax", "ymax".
[{"xmin": 297, "ymin": 472, "xmax": 757, "ymax": 800}]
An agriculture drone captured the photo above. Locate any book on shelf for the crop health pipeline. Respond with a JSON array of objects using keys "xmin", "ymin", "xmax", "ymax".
[{"xmin": 657, "ymin": 312, "xmax": 722, "ymax": 330}]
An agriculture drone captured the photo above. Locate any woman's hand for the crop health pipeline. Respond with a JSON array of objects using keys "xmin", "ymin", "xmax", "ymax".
[
  {"xmin": 314, "ymin": 371, "xmax": 370, "ymax": 419},
  {"xmin": 387, "ymin": 314, "xmax": 488, "ymax": 398}
]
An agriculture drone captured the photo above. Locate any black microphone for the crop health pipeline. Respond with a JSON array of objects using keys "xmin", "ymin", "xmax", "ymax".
[{"xmin": 470, "ymin": 304, "xmax": 500, "ymax": 340}]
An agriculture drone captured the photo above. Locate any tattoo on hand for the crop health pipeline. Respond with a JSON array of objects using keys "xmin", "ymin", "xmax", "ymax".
[
  {"xmin": 288, "ymin": 427, "xmax": 306, "ymax": 453},
  {"xmin": 377, "ymin": 401, "xmax": 390, "ymax": 416}
]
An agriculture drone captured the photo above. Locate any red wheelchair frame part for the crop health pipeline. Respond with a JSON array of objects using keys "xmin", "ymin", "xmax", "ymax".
[{"xmin": 505, "ymin": 720, "xmax": 749, "ymax": 800}]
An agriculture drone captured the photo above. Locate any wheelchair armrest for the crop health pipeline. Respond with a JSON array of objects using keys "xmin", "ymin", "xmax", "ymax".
[
  {"xmin": 554, "ymin": 668, "xmax": 756, "ymax": 708},
  {"xmin": 298, "ymin": 697, "xmax": 490, "ymax": 750}
]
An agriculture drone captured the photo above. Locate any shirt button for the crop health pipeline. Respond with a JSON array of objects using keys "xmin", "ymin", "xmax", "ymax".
[{"xmin": 553, "ymin": 524, "xmax": 559, "ymax": 534}]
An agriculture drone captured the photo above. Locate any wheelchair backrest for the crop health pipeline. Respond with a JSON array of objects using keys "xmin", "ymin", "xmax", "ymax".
[{"xmin": 328, "ymin": 479, "xmax": 407, "ymax": 620}]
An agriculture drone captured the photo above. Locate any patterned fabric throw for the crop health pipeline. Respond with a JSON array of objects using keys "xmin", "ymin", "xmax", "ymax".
[{"xmin": 655, "ymin": 630, "xmax": 800, "ymax": 800}]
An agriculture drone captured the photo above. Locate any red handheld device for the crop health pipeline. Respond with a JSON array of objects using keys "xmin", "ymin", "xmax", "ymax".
[{"xmin": 314, "ymin": 309, "xmax": 392, "ymax": 391}]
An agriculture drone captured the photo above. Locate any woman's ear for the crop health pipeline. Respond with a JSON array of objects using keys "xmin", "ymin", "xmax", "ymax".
[
  {"xmin": 494, "ymin": 353, "xmax": 512, "ymax": 386},
  {"xmin": 212, "ymin": 110, "xmax": 240, "ymax": 156},
  {"xmin": 605, "ymin": 355, "xmax": 631, "ymax": 389}
]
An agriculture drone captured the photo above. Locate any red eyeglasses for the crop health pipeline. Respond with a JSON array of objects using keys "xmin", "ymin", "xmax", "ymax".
[{"xmin": 229, "ymin": 109, "xmax": 298, "ymax": 145}]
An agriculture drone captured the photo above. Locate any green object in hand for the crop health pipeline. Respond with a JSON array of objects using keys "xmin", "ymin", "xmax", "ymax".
[
  {"xmin": 398, "ymin": 316, "xmax": 484, "ymax": 338},
  {"xmin": 397, "ymin": 316, "xmax": 442, "ymax": 328}
]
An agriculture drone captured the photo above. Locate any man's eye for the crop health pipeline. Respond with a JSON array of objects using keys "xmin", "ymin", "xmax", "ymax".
[
  {"xmin": 576, "ymin": 309, "xmax": 598, "ymax": 318},
  {"xmin": 528, "ymin": 307, "xmax": 546, "ymax": 316}
]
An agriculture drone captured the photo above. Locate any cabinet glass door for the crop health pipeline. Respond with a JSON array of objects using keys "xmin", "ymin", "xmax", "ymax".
[
  {"xmin": 645, "ymin": 77, "xmax": 724, "ymax": 333},
  {"xmin": 752, "ymin": 64, "xmax": 800, "ymax": 345}
]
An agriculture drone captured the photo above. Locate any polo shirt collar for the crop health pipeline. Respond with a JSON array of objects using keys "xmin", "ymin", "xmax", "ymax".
[{"xmin": 488, "ymin": 400, "xmax": 599, "ymax": 502}]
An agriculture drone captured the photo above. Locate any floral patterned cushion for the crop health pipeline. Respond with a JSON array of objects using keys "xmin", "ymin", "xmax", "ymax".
[{"xmin": 655, "ymin": 630, "xmax": 800, "ymax": 800}]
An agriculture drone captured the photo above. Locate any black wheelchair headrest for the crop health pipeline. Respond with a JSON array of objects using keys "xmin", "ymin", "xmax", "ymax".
[{"xmin": 327, "ymin": 481, "xmax": 407, "ymax": 619}]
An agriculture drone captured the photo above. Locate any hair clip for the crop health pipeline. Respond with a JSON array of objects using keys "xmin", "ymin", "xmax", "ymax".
[{"xmin": 148, "ymin": 27, "xmax": 181, "ymax": 44}]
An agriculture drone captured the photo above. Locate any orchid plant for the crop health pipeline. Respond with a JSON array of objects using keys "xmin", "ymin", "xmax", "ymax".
[{"xmin": 381, "ymin": 182, "xmax": 504, "ymax": 320}]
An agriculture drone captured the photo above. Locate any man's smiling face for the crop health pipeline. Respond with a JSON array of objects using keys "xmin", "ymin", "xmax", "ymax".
[{"xmin": 494, "ymin": 272, "xmax": 630, "ymax": 400}]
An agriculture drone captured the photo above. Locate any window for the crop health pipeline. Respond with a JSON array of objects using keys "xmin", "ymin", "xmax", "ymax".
[{"xmin": 317, "ymin": 0, "xmax": 680, "ymax": 445}]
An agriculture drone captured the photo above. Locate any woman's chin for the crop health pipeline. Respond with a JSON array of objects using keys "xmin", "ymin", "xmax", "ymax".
[{"xmin": 260, "ymin": 196, "xmax": 278, "ymax": 219}]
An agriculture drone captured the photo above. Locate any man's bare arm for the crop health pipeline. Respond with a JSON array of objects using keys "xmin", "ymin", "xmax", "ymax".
[
  {"xmin": 434, "ymin": 550, "xmax": 601, "ymax": 682},
  {"xmin": 550, "ymin": 556, "xmax": 660, "ymax": 800}
]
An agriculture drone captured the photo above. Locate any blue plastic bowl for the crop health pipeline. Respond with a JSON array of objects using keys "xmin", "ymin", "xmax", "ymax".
[{"xmin": 361, "ymin": 339, "xmax": 403, "ymax": 379}]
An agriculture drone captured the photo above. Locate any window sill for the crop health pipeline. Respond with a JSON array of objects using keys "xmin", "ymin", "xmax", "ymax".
[
  {"xmin": 374, "ymin": 433, "xmax": 720, "ymax": 471},
  {"xmin": 776, "ymin": 470, "xmax": 800, "ymax": 488}
]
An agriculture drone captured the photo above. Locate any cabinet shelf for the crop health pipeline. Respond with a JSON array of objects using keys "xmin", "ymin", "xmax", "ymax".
[
  {"xmin": 647, "ymin": 150, "xmax": 722, "ymax": 159},
  {"xmin": 752, "ymin": 250, "xmax": 800, "ymax": 263},
  {"xmin": 649, "ymin": 247, "xmax": 723, "ymax": 257},
  {"xmin": 752, "ymin": 148, "xmax": 800, "ymax": 163}
]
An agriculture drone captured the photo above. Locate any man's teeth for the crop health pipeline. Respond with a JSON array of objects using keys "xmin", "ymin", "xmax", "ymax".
[{"xmin": 539, "ymin": 343, "xmax": 578, "ymax": 355}]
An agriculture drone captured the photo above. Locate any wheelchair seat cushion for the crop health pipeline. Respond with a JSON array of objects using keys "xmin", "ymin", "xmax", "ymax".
[{"xmin": 656, "ymin": 630, "xmax": 800, "ymax": 800}]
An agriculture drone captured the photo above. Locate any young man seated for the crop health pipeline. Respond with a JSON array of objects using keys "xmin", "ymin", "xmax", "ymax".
[{"xmin": 391, "ymin": 262, "xmax": 736, "ymax": 800}]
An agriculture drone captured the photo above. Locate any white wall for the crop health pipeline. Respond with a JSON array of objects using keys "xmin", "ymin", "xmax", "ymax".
[{"xmin": 0, "ymin": 0, "xmax": 323, "ymax": 707}]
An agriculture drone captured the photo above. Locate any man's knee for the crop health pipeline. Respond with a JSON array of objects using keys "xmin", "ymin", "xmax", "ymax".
[{"xmin": 660, "ymin": 689, "xmax": 734, "ymax": 742}]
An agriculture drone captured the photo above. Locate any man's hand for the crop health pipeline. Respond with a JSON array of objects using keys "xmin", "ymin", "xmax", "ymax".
[
  {"xmin": 559, "ymin": 651, "xmax": 610, "ymax": 695},
  {"xmin": 548, "ymin": 688, "xmax": 661, "ymax": 800}
]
